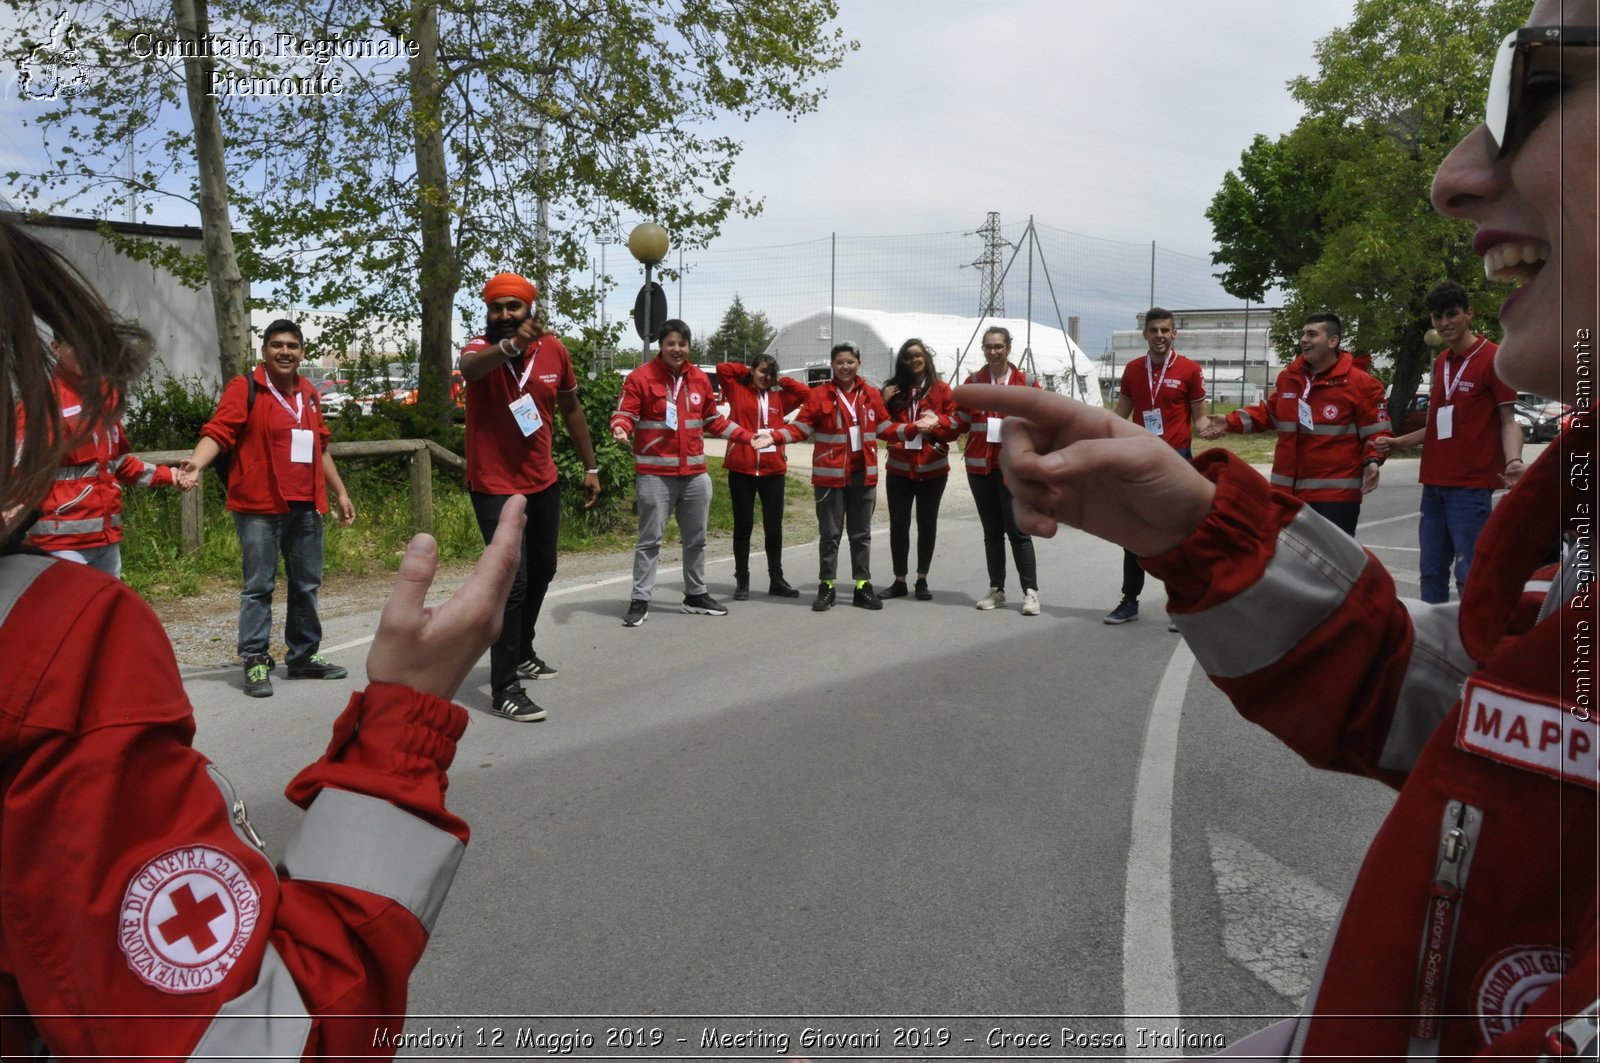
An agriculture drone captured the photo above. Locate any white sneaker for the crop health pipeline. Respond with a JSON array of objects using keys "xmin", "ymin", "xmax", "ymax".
[
  {"xmin": 1022, "ymin": 589, "xmax": 1040, "ymax": 616},
  {"xmin": 976, "ymin": 588, "xmax": 1006, "ymax": 610}
]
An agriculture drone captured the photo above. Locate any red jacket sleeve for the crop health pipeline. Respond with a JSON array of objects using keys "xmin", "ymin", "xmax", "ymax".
[
  {"xmin": 199, "ymin": 375, "xmax": 251, "ymax": 451},
  {"xmin": 0, "ymin": 560, "xmax": 470, "ymax": 1059}
]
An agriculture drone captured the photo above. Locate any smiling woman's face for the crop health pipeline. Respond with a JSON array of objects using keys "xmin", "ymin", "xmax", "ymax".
[{"xmin": 1431, "ymin": 0, "xmax": 1599, "ymax": 403}]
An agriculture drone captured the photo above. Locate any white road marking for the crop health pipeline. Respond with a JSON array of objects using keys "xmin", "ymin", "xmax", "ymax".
[
  {"xmin": 1364, "ymin": 544, "xmax": 1421, "ymax": 552},
  {"xmin": 1356, "ymin": 510, "xmax": 1422, "ymax": 530},
  {"xmin": 1123, "ymin": 640, "xmax": 1194, "ymax": 1050},
  {"xmin": 1206, "ymin": 830, "xmax": 1340, "ymax": 1002}
]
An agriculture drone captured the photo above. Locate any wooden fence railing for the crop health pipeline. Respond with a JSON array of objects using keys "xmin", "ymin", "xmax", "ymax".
[{"xmin": 136, "ymin": 439, "xmax": 466, "ymax": 557}]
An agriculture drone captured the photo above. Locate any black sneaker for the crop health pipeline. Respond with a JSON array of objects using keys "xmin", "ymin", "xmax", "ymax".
[
  {"xmin": 491, "ymin": 688, "xmax": 546, "ymax": 723},
  {"xmin": 286, "ymin": 653, "xmax": 349, "ymax": 680},
  {"xmin": 853, "ymin": 582, "xmax": 883, "ymax": 610},
  {"xmin": 881, "ymin": 580, "xmax": 909, "ymax": 599},
  {"xmin": 517, "ymin": 653, "xmax": 558, "ymax": 680},
  {"xmin": 623, "ymin": 599, "xmax": 650, "ymax": 627},
  {"xmin": 914, "ymin": 578, "xmax": 932, "ymax": 600},
  {"xmin": 733, "ymin": 578, "xmax": 750, "ymax": 602},
  {"xmin": 768, "ymin": 576, "xmax": 800, "ymax": 598},
  {"xmin": 682, "ymin": 593, "xmax": 729, "ymax": 616},
  {"xmin": 812, "ymin": 582, "xmax": 836, "ymax": 612},
  {"xmin": 1104, "ymin": 597, "xmax": 1140, "ymax": 625},
  {"xmin": 242, "ymin": 654, "xmax": 273, "ymax": 698}
]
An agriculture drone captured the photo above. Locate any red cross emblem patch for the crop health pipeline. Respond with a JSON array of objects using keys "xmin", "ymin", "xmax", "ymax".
[{"xmin": 118, "ymin": 845, "xmax": 261, "ymax": 994}]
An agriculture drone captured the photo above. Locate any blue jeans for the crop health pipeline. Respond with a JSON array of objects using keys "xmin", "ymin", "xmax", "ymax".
[
  {"xmin": 235, "ymin": 505, "xmax": 325, "ymax": 661},
  {"xmin": 1419, "ymin": 484, "xmax": 1493, "ymax": 603}
]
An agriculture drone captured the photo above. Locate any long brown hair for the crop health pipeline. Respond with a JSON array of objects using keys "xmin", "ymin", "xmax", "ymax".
[{"xmin": 0, "ymin": 214, "xmax": 152, "ymax": 535}]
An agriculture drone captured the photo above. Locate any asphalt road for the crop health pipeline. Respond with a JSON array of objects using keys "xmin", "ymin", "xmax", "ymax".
[{"xmin": 178, "ymin": 454, "xmax": 1503, "ymax": 1060}]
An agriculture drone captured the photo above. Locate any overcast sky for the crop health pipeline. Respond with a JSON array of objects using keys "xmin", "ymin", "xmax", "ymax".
[{"xmin": 701, "ymin": 0, "xmax": 1355, "ymax": 250}]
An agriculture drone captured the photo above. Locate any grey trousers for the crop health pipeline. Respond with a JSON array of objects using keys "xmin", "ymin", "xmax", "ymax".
[
  {"xmin": 815, "ymin": 467, "xmax": 875, "ymax": 582},
  {"xmin": 632, "ymin": 472, "xmax": 712, "ymax": 601}
]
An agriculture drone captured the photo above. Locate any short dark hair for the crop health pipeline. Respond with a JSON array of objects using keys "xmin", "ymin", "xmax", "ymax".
[
  {"xmin": 982, "ymin": 326, "xmax": 1011, "ymax": 347},
  {"xmin": 748, "ymin": 352, "xmax": 781, "ymax": 390},
  {"xmin": 1304, "ymin": 312, "xmax": 1342, "ymax": 342},
  {"xmin": 656, "ymin": 318, "xmax": 691, "ymax": 346},
  {"xmin": 1144, "ymin": 307, "xmax": 1174, "ymax": 327},
  {"xmin": 1425, "ymin": 280, "xmax": 1472, "ymax": 315},
  {"xmin": 261, "ymin": 318, "xmax": 304, "ymax": 346},
  {"xmin": 830, "ymin": 341, "xmax": 860, "ymax": 360}
]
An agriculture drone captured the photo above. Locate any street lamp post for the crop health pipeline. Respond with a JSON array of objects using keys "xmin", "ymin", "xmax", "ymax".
[{"xmin": 628, "ymin": 222, "xmax": 669, "ymax": 363}]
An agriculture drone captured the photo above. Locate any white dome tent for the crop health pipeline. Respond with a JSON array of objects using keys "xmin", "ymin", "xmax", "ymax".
[{"xmin": 761, "ymin": 307, "xmax": 1103, "ymax": 407}]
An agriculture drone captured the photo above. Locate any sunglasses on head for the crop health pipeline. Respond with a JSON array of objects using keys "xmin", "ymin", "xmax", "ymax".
[{"xmin": 1486, "ymin": 25, "xmax": 1598, "ymax": 158}]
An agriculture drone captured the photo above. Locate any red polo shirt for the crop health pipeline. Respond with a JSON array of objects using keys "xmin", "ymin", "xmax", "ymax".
[
  {"xmin": 462, "ymin": 334, "xmax": 577, "ymax": 495},
  {"xmin": 1119, "ymin": 351, "xmax": 1206, "ymax": 450},
  {"xmin": 1420, "ymin": 336, "xmax": 1515, "ymax": 489}
]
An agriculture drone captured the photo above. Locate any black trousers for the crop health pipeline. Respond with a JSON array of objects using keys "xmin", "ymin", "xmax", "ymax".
[
  {"xmin": 727, "ymin": 471, "xmax": 788, "ymax": 582},
  {"xmin": 885, "ymin": 473, "xmax": 947, "ymax": 578},
  {"xmin": 472, "ymin": 484, "xmax": 562, "ymax": 695},
  {"xmin": 1307, "ymin": 499, "xmax": 1362, "ymax": 537},
  {"xmin": 967, "ymin": 469, "xmax": 1037, "ymax": 592},
  {"xmin": 1121, "ymin": 447, "xmax": 1190, "ymax": 598}
]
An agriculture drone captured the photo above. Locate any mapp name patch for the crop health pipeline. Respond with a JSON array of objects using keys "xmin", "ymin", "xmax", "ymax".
[
  {"xmin": 118, "ymin": 845, "xmax": 261, "ymax": 994},
  {"xmin": 1456, "ymin": 678, "xmax": 1598, "ymax": 790}
]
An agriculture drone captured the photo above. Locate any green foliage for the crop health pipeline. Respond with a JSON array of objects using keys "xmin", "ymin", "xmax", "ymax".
[
  {"xmin": 123, "ymin": 364, "xmax": 220, "ymax": 451},
  {"xmin": 3, "ymin": 0, "xmax": 857, "ymax": 404},
  {"xmin": 705, "ymin": 294, "xmax": 778, "ymax": 363},
  {"xmin": 1206, "ymin": 0, "xmax": 1524, "ymax": 405}
]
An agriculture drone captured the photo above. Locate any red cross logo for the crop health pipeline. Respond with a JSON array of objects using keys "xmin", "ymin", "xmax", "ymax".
[{"xmin": 157, "ymin": 883, "xmax": 227, "ymax": 952}]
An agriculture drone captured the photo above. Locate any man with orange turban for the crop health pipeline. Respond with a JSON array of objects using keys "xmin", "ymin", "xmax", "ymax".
[{"xmin": 459, "ymin": 272, "xmax": 601, "ymax": 723}]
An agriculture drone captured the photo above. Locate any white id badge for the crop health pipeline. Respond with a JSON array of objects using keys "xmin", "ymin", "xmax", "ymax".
[
  {"xmin": 757, "ymin": 443, "xmax": 777, "ymax": 454},
  {"xmin": 508, "ymin": 395, "xmax": 544, "ymax": 437},
  {"xmin": 1298, "ymin": 398, "xmax": 1315, "ymax": 430},
  {"xmin": 1436, "ymin": 405, "xmax": 1454, "ymax": 440},
  {"xmin": 849, "ymin": 425, "xmax": 862, "ymax": 451},
  {"xmin": 289, "ymin": 428, "xmax": 314, "ymax": 464},
  {"xmin": 905, "ymin": 432, "xmax": 924, "ymax": 451},
  {"xmin": 1142, "ymin": 409, "xmax": 1164, "ymax": 435},
  {"xmin": 986, "ymin": 416, "xmax": 1004, "ymax": 443},
  {"xmin": 665, "ymin": 402, "xmax": 679, "ymax": 431}
]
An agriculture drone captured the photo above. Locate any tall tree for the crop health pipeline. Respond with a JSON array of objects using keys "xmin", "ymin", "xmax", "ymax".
[
  {"xmin": 4, "ymin": 0, "xmax": 855, "ymax": 426},
  {"xmin": 705, "ymin": 295, "xmax": 776, "ymax": 362},
  {"xmin": 1207, "ymin": 0, "xmax": 1524, "ymax": 409}
]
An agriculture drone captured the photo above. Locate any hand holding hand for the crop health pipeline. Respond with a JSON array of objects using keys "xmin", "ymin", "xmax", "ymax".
[
  {"xmin": 366, "ymin": 496, "xmax": 525, "ymax": 700},
  {"xmin": 1197, "ymin": 416, "xmax": 1225, "ymax": 441},
  {"xmin": 954, "ymin": 384, "xmax": 1216, "ymax": 557},
  {"xmin": 172, "ymin": 466, "xmax": 199, "ymax": 491},
  {"xmin": 750, "ymin": 431, "xmax": 775, "ymax": 450}
]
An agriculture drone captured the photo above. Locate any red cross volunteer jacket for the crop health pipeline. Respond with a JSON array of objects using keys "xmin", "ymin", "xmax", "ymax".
[
  {"xmin": 24, "ymin": 374, "xmax": 174, "ymax": 552},
  {"xmin": 1150, "ymin": 430, "xmax": 1597, "ymax": 1059},
  {"xmin": 0, "ymin": 552, "xmax": 472, "ymax": 1059},
  {"xmin": 954, "ymin": 365, "xmax": 1042, "ymax": 476},
  {"xmin": 767, "ymin": 381, "xmax": 893, "ymax": 487},
  {"xmin": 1223, "ymin": 351, "xmax": 1392, "ymax": 504},
  {"xmin": 715, "ymin": 363, "xmax": 810, "ymax": 477},
  {"xmin": 610, "ymin": 358, "xmax": 752, "ymax": 477},
  {"xmin": 881, "ymin": 378, "xmax": 960, "ymax": 481}
]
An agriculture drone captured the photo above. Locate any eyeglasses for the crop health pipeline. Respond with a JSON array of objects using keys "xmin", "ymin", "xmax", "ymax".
[
  {"xmin": 1485, "ymin": 25, "xmax": 1598, "ymax": 158},
  {"xmin": 981, "ymin": 343, "xmax": 1008, "ymax": 352}
]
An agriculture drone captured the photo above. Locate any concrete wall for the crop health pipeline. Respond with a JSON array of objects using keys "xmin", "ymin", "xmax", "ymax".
[{"xmin": 30, "ymin": 215, "xmax": 223, "ymax": 392}]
